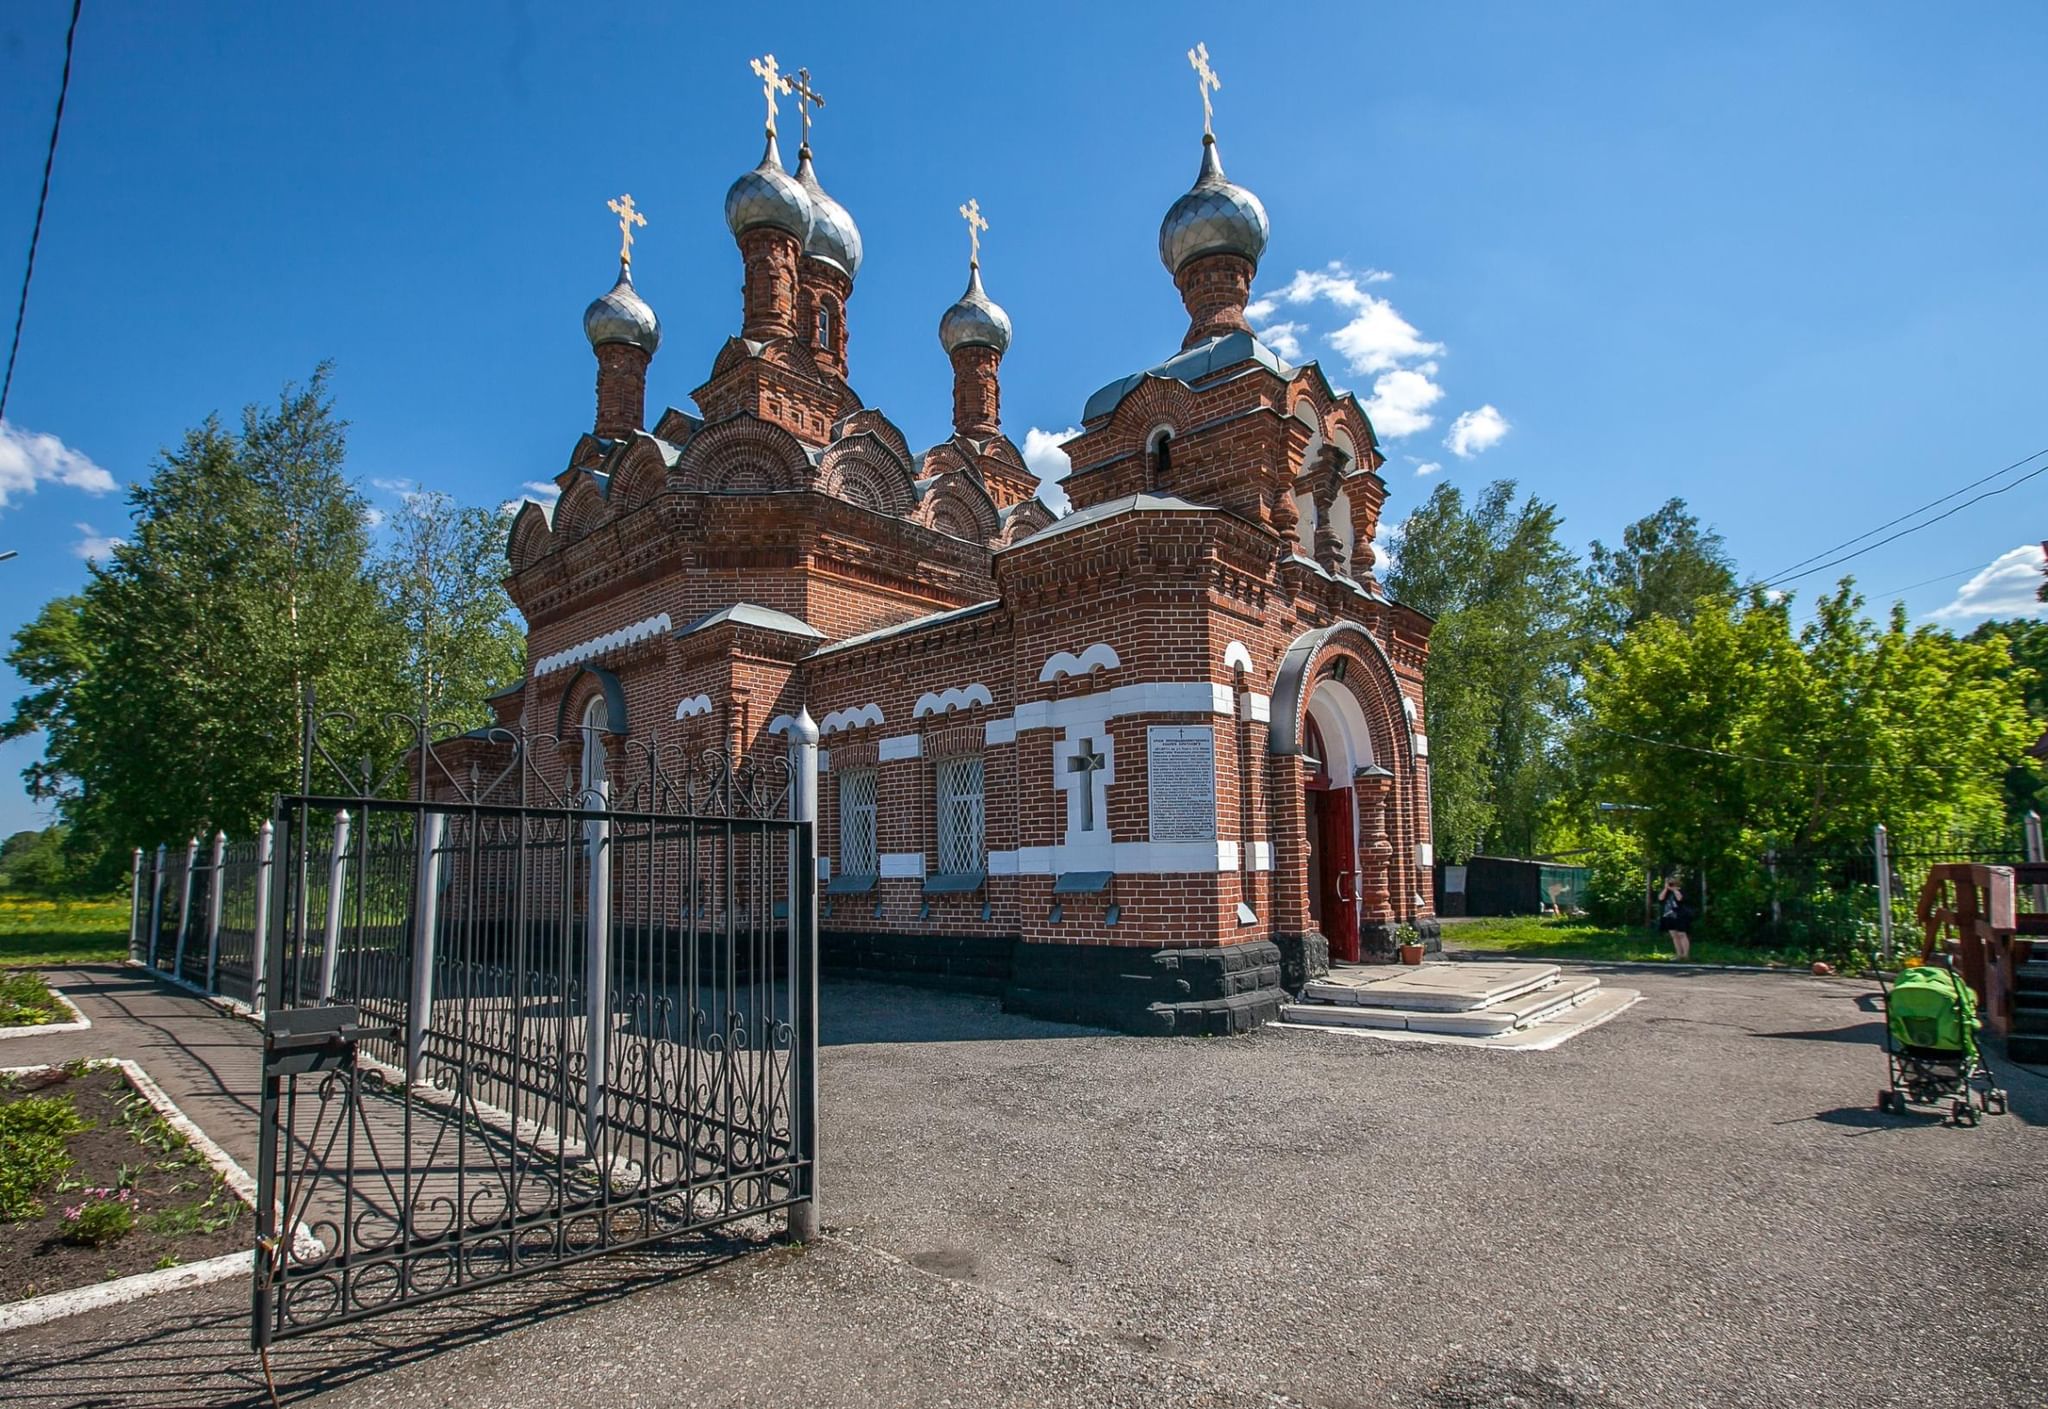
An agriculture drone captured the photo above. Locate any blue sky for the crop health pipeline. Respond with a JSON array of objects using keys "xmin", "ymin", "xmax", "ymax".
[{"xmin": 1, "ymin": 2, "xmax": 2044, "ymax": 837}]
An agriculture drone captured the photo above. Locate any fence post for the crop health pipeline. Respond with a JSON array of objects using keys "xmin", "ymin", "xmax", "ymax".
[
  {"xmin": 173, "ymin": 836, "xmax": 199, "ymax": 981},
  {"xmin": 204, "ymin": 830, "xmax": 227, "ymax": 994},
  {"xmin": 252, "ymin": 819, "xmax": 274, "ymax": 1017},
  {"xmin": 319, "ymin": 809, "xmax": 351, "ymax": 1002},
  {"xmin": 148, "ymin": 844, "xmax": 166, "ymax": 969},
  {"xmin": 2027, "ymin": 809, "xmax": 2045, "ymax": 914},
  {"xmin": 407, "ymin": 810, "xmax": 446, "ymax": 1079},
  {"xmin": 583, "ymin": 779, "xmax": 611, "ymax": 1156},
  {"xmin": 128, "ymin": 847, "xmax": 144, "ymax": 963},
  {"xmin": 1874, "ymin": 824, "xmax": 1893, "ymax": 964},
  {"xmin": 787, "ymin": 706, "xmax": 820, "ymax": 1243}
]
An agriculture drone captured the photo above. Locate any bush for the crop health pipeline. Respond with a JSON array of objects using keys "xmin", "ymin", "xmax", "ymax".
[
  {"xmin": 60, "ymin": 1187, "xmax": 139, "ymax": 1246},
  {"xmin": 1580, "ymin": 823, "xmax": 1649, "ymax": 927},
  {"xmin": 0, "ymin": 970, "xmax": 65, "ymax": 1027},
  {"xmin": 0, "ymin": 1092, "xmax": 88, "ymax": 1220}
]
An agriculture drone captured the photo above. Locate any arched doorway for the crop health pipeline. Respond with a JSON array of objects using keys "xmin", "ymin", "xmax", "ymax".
[{"xmin": 1303, "ymin": 680, "xmax": 1374, "ymax": 963}]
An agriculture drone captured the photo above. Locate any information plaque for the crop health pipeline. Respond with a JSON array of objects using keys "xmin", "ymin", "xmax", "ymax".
[{"xmin": 1147, "ymin": 725, "xmax": 1217, "ymax": 843}]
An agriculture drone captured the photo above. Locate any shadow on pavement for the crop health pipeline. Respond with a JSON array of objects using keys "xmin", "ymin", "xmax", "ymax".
[
  {"xmin": 1752, "ymin": 1020, "xmax": 1885, "ymax": 1046},
  {"xmin": 821, "ymin": 977, "xmax": 1114, "ymax": 1046}
]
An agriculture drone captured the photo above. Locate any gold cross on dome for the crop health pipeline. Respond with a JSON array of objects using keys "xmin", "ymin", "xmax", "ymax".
[
  {"xmin": 749, "ymin": 53, "xmax": 792, "ymax": 136},
  {"xmin": 1188, "ymin": 41, "xmax": 1221, "ymax": 136},
  {"xmin": 789, "ymin": 65, "xmax": 825, "ymax": 148},
  {"xmin": 607, "ymin": 193, "xmax": 646, "ymax": 267},
  {"xmin": 958, "ymin": 198, "xmax": 988, "ymax": 267}
]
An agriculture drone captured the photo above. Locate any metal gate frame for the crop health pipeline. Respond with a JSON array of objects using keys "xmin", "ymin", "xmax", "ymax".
[{"xmin": 252, "ymin": 704, "xmax": 818, "ymax": 1346}]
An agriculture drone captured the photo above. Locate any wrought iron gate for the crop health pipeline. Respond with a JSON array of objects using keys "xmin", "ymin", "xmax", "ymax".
[{"xmin": 253, "ymin": 708, "xmax": 817, "ymax": 1346}]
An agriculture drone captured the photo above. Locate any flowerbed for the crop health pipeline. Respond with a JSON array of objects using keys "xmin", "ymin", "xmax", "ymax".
[
  {"xmin": 0, "ymin": 970, "xmax": 69, "ymax": 1027},
  {"xmin": 0, "ymin": 1062, "xmax": 249, "ymax": 1303}
]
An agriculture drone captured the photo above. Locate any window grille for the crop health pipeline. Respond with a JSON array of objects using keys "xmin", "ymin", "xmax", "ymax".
[
  {"xmin": 839, "ymin": 768, "xmax": 878, "ymax": 877},
  {"xmin": 935, "ymin": 755, "xmax": 985, "ymax": 876}
]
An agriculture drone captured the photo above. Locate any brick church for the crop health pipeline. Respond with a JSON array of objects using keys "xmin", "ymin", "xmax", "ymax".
[{"xmin": 487, "ymin": 55, "xmax": 1437, "ymax": 1034}]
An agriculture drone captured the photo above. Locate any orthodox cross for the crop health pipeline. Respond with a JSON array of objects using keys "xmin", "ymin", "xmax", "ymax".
[
  {"xmin": 749, "ymin": 53, "xmax": 791, "ymax": 136},
  {"xmin": 1068, "ymin": 737, "xmax": 1106, "ymax": 832},
  {"xmin": 958, "ymin": 198, "xmax": 988, "ymax": 267},
  {"xmin": 607, "ymin": 193, "xmax": 646, "ymax": 268},
  {"xmin": 789, "ymin": 65, "xmax": 825, "ymax": 148},
  {"xmin": 1188, "ymin": 42, "xmax": 1221, "ymax": 136}
]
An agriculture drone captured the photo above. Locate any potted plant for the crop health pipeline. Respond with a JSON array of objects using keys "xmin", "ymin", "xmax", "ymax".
[{"xmin": 1395, "ymin": 923, "xmax": 1424, "ymax": 966}]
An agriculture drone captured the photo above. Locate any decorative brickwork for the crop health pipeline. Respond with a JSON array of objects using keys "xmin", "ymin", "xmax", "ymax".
[
  {"xmin": 592, "ymin": 341, "xmax": 650, "ymax": 439},
  {"xmin": 949, "ymin": 344, "xmax": 1002, "ymax": 439}
]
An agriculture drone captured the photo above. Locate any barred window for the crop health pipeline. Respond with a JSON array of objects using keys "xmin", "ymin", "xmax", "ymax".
[
  {"xmin": 838, "ymin": 768, "xmax": 878, "ymax": 877},
  {"xmin": 935, "ymin": 755, "xmax": 985, "ymax": 876}
]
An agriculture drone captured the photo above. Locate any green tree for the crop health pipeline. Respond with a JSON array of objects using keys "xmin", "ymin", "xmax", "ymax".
[
  {"xmin": 1965, "ymin": 617, "xmax": 2048, "ymax": 820},
  {"xmin": 1385, "ymin": 480, "xmax": 1583, "ymax": 860},
  {"xmin": 376, "ymin": 490, "xmax": 525, "ymax": 730},
  {"xmin": 3, "ymin": 368, "xmax": 406, "ymax": 879},
  {"xmin": 1583, "ymin": 497, "xmax": 1737, "ymax": 645},
  {"xmin": 0, "ymin": 826, "xmax": 74, "ymax": 891}
]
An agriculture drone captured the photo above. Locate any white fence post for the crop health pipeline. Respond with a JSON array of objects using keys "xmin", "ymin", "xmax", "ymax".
[
  {"xmin": 787, "ymin": 706, "xmax": 820, "ymax": 1243},
  {"xmin": 407, "ymin": 810, "xmax": 446, "ymax": 1079},
  {"xmin": 1874, "ymin": 824, "xmax": 1893, "ymax": 963},
  {"xmin": 173, "ymin": 836, "xmax": 199, "ymax": 980},
  {"xmin": 204, "ymin": 830, "xmax": 227, "ymax": 994},
  {"xmin": 319, "ymin": 809, "xmax": 351, "ymax": 1002},
  {"xmin": 2027, "ymin": 809, "xmax": 2045, "ymax": 913},
  {"xmin": 148, "ymin": 844, "xmax": 166, "ymax": 969},
  {"xmin": 128, "ymin": 847, "xmax": 144, "ymax": 963},
  {"xmin": 252, "ymin": 820, "xmax": 275, "ymax": 1017},
  {"xmin": 584, "ymin": 779, "xmax": 611, "ymax": 1156}
]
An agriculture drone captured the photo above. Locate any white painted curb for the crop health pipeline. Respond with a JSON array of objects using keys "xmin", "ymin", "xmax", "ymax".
[{"xmin": 0, "ymin": 984, "xmax": 91, "ymax": 1040}]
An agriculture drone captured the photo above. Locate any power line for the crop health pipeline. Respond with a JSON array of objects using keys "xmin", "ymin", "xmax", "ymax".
[
  {"xmin": 1763, "ymin": 458, "xmax": 2048, "ymax": 591},
  {"xmin": 0, "ymin": 0, "xmax": 83, "ymax": 425},
  {"xmin": 1872, "ymin": 557, "xmax": 1996, "ymax": 600},
  {"xmin": 1760, "ymin": 445, "xmax": 2048, "ymax": 585}
]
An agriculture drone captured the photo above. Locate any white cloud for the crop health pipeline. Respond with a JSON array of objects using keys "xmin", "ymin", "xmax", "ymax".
[
  {"xmin": 0, "ymin": 421, "xmax": 116, "ymax": 511},
  {"xmin": 1411, "ymin": 460, "xmax": 1443, "ymax": 479},
  {"xmin": 1273, "ymin": 265, "xmax": 1435, "ymax": 374},
  {"xmin": 71, "ymin": 523, "xmax": 124, "ymax": 563},
  {"xmin": 1446, "ymin": 404, "xmax": 1511, "ymax": 458},
  {"xmin": 1023, "ymin": 426, "xmax": 1081, "ymax": 514},
  {"xmin": 1928, "ymin": 544, "xmax": 2048, "ymax": 625},
  {"xmin": 369, "ymin": 476, "xmax": 416, "ymax": 495},
  {"xmin": 1244, "ymin": 296, "xmax": 1279, "ymax": 322},
  {"xmin": 1363, "ymin": 365, "xmax": 1445, "ymax": 438},
  {"xmin": 1257, "ymin": 320, "xmax": 1307, "ymax": 362},
  {"xmin": 362, "ymin": 506, "xmax": 385, "ymax": 529},
  {"xmin": 519, "ymin": 480, "xmax": 561, "ymax": 503}
]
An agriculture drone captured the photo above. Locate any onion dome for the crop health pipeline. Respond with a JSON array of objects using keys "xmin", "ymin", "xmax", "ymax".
[
  {"xmin": 793, "ymin": 145, "xmax": 862, "ymax": 279},
  {"xmin": 724, "ymin": 132, "xmax": 814, "ymax": 243},
  {"xmin": 938, "ymin": 263, "xmax": 1012, "ymax": 355},
  {"xmin": 1158, "ymin": 134, "xmax": 1270, "ymax": 275},
  {"xmin": 582, "ymin": 263, "xmax": 661, "ymax": 353}
]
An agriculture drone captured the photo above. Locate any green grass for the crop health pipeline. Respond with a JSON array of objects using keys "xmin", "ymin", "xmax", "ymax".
[
  {"xmin": 1444, "ymin": 915, "xmax": 1824, "ymax": 968},
  {"xmin": 0, "ymin": 893, "xmax": 130, "ymax": 968}
]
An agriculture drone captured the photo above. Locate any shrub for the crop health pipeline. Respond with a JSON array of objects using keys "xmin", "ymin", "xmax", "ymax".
[
  {"xmin": 61, "ymin": 1187, "xmax": 139, "ymax": 1246},
  {"xmin": 0, "ymin": 1092, "xmax": 88, "ymax": 1220},
  {"xmin": 0, "ymin": 970, "xmax": 64, "ymax": 1027},
  {"xmin": 1580, "ymin": 823, "xmax": 1650, "ymax": 927}
]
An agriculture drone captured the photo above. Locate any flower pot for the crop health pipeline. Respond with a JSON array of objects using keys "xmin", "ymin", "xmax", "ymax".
[{"xmin": 1399, "ymin": 943, "xmax": 1425, "ymax": 966}]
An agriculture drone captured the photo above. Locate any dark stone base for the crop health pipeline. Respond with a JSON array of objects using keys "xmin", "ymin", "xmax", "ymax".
[
  {"xmin": 1360, "ymin": 916, "xmax": 1447, "ymax": 960},
  {"xmin": 1272, "ymin": 931, "xmax": 1331, "ymax": 993},
  {"xmin": 821, "ymin": 931, "xmax": 1011, "ymax": 996},
  {"xmin": 1003, "ymin": 939, "xmax": 1285, "ymax": 1036}
]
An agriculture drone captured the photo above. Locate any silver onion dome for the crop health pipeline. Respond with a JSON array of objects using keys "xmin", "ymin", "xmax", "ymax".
[
  {"xmin": 794, "ymin": 146, "xmax": 862, "ymax": 280},
  {"xmin": 938, "ymin": 264, "xmax": 1012, "ymax": 355},
  {"xmin": 1158, "ymin": 135, "xmax": 1270, "ymax": 275},
  {"xmin": 583, "ymin": 263, "xmax": 661, "ymax": 353},
  {"xmin": 724, "ymin": 132, "xmax": 814, "ymax": 243}
]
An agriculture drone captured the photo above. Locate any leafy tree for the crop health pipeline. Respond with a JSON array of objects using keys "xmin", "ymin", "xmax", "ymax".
[
  {"xmin": 1583, "ymin": 497, "xmax": 1736, "ymax": 645},
  {"xmin": 0, "ymin": 826, "xmax": 74, "ymax": 891},
  {"xmin": 375, "ymin": 491, "xmax": 524, "ymax": 731},
  {"xmin": 1575, "ymin": 583, "xmax": 2033, "ymax": 941},
  {"xmin": 3, "ymin": 368, "xmax": 406, "ymax": 879},
  {"xmin": 1965, "ymin": 617, "xmax": 2048, "ymax": 821},
  {"xmin": 1385, "ymin": 480, "xmax": 1583, "ymax": 860}
]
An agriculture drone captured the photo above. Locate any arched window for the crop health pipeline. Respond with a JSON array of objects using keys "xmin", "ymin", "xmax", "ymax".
[
  {"xmin": 816, "ymin": 301, "xmax": 835, "ymax": 349},
  {"xmin": 1148, "ymin": 428, "xmax": 1173, "ymax": 487},
  {"xmin": 579, "ymin": 696, "xmax": 609, "ymax": 802}
]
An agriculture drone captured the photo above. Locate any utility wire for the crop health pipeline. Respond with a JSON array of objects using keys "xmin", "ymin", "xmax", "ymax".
[
  {"xmin": 1760, "ymin": 445, "xmax": 2048, "ymax": 585},
  {"xmin": 0, "ymin": 0, "xmax": 84, "ymax": 425},
  {"xmin": 1872, "ymin": 557, "xmax": 1997, "ymax": 600},
  {"xmin": 1763, "ymin": 458, "xmax": 2048, "ymax": 591}
]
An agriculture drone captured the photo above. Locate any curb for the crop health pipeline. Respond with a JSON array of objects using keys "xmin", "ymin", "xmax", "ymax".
[{"xmin": 1441, "ymin": 950, "xmax": 1877, "ymax": 979}]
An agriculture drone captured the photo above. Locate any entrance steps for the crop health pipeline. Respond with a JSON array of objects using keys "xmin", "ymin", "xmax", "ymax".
[{"xmin": 1274, "ymin": 961, "xmax": 1640, "ymax": 1050}]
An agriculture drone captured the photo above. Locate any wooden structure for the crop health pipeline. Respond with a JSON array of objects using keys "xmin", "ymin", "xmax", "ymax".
[{"xmin": 1915, "ymin": 862, "xmax": 2047, "ymax": 1035}]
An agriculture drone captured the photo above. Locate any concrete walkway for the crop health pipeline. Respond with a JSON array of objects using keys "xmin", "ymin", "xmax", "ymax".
[{"xmin": 2, "ymin": 962, "xmax": 2045, "ymax": 1408}]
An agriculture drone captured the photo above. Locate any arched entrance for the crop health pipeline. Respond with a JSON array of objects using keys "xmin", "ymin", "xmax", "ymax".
[{"xmin": 1303, "ymin": 679, "xmax": 1375, "ymax": 963}]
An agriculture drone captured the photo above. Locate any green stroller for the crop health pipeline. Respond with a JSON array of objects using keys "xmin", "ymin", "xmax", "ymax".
[{"xmin": 1876, "ymin": 959, "xmax": 2008, "ymax": 1125}]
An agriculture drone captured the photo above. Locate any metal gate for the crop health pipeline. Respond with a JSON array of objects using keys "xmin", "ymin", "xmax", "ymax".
[{"xmin": 253, "ymin": 707, "xmax": 817, "ymax": 1346}]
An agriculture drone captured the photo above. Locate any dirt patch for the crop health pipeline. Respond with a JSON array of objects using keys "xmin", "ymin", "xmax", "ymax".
[{"xmin": 0, "ymin": 1064, "xmax": 249, "ymax": 1303}]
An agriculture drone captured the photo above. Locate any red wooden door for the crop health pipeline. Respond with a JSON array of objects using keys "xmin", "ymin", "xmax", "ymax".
[{"xmin": 1318, "ymin": 786, "xmax": 1360, "ymax": 962}]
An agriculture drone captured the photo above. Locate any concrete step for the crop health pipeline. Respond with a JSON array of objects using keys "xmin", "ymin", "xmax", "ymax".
[
  {"xmin": 2008, "ymin": 1030, "xmax": 2048, "ymax": 1065},
  {"xmin": 1281, "ymin": 974, "xmax": 1602, "ymax": 1037},
  {"xmin": 1277, "ymin": 985, "xmax": 1641, "ymax": 1051},
  {"xmin": 1301, "ymin": 962, "xmax": 1562, "ymax": 1013}
]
